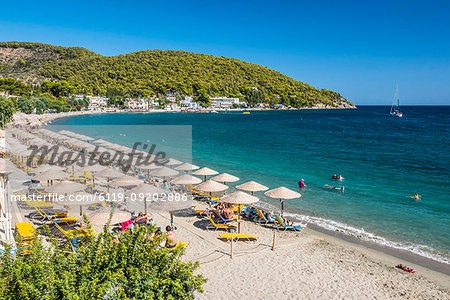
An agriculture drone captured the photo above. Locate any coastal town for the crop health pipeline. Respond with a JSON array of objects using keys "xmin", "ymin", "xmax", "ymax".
[{"xmin": 1, "ymin": 89, "xmax": 290, "ymax": 113}]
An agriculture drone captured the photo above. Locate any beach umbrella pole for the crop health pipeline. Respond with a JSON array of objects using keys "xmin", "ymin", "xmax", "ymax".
[
  {"xmin": 230, "ymin": 237, "xmax": 233, "ymax": 259},
  {"xmin": 272, "ymin": 231, "xmax": 276, "ymax": 251}
]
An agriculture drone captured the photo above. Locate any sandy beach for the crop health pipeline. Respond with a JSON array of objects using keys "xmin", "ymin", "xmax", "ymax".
[{"xmin": 5, "ymin": 159, "xmax": 448, "ymax": 299}]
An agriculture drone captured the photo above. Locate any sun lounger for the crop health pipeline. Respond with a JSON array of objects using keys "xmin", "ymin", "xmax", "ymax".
[
  {"xmin": 167, "ymin": 241, "xmax": 189, "ymax": 250},
  {"xmin": 255, "ymin": 208, "xmax": 275, "ymax": 224},
  {"xmin": 219, "ymin": 233, "xmax": 259, "ymax": 241},
  {"xmin": 274, "ymin": 215, "xmax": 306, "ymax": 231},
  {"xmin": 15, "ymin": 222, "xmax": 35, "ymax": 255},
  {"xmin": 206, "ymin": 214, "xmax": 237, "ymax": 232}
]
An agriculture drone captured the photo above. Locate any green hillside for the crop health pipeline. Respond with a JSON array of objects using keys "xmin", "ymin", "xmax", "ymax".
[{"xmin": 0, "ymin": 42, "xmax": 354, "ymax": 108}]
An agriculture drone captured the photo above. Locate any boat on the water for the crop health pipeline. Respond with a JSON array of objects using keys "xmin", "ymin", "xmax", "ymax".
[
  {"xmin": 390, "ymin": 84, "xmax": 403, "ymax": 117},
  {"xmin": 243, "ymin": 111, "xmax": 250, "ymax": 114}
]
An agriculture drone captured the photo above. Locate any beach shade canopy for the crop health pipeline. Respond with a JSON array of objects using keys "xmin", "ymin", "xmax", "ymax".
[
  {"xmin": 32, "ymin": 170, "xmax": 70, "ymax": 181},
  {"xmin": 150, "ymin": 166, "xmax": 179, "ymax": 178},
  {"xmin": 93, "ymin": 139, "xmax": 108, "ymax": 144},
  {"xmin": 148, "ymin": 195, "xmax": 193, "ymax": 212},
  {"xmin": 125, "ymin": 184, "xmax": 165, "ymax": 197},
  {"xmin": 80, "ymin": 165, "xmax": 107, "ymax": 173},
  {"xmin": 136, "ymin": 162, "xmax": 161, "ymax": 170},
  {"xmin": 220, "ymin": 191, "xmax": 259, "ymax": 233},
  {"xmin": 211, "ymin": 173, "xmax": 240, "ymax": 183},
  {"xmin": 194, "ymin": 180, "xmax": 229, "ymax": 193},
  {"xmin": 94, "ymin": 168, "xmax": 124, "ymax": 179},
  {"xmin": 175, "ymin": 163, "xmax": 200, "ymax": 171},
  {"xmin": 109, "ymin": 175, "xmax": 144, "ymax": 187},
  {"xmin": 264, "ymin": 186, "xmax": 301, "ymax": 217},
  {"xmin": 82, "ymin": 209, "xmax": 132, "ymax": 226},
  {"xmin": 44, "ymin": 181, "xmax": 86, "ymax": 194},
  {"xmin": 236, "ymin": 181, "xmax": 269, "ymax": 194},
  {"xmin": 171, "ymin": 174, "xmax": 202, "ymax": 185},
  {"xmin": 33, "ymin": 164, "xmax": 66, "ymax": 173},
  {"xmin": 78, "ymin": 135, "xmax": 94, "ymax": 141},
  {"xmin": 53, "ymin": 191, "xmax": 101, "ymax": 205},
  {"xmin": 164, "ymin": 158, "xmax": 183, "ymax": 166},
  {"xmin": 192, "ymin": 167, "xmax": 219, "ymax": 176},
  {"xmin": 220, "ymin": 191, "xmax": 259, "ymax": 205}
]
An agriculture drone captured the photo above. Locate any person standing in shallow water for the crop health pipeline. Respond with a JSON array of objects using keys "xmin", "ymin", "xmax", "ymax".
[{"xmin": 298, "ymin": 179, "xmax": 305, "ymax": 189}]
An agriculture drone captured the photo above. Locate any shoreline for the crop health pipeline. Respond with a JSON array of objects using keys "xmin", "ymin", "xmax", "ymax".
[
  {"xmin": 7, "ymin": 111, "xmax": 449, "ymax": 276},
  {"xmin": 43, "ymin": 111, "xmax": 450, "ymax": 271}
]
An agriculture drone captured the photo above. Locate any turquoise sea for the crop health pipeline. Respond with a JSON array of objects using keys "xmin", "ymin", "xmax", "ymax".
[{"xmin": 50, "ymin": 106, "xmax": 450, "ymax": 264}]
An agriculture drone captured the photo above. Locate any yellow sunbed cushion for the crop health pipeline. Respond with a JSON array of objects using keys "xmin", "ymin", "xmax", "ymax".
[{"xmin": 219, "ymin": 233, "xmax": 259, "ymax": 240}]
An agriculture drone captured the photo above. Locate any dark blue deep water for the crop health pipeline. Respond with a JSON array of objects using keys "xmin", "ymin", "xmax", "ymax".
[{"xmin": 51, "ymin": 106, "xmax": 450, "ymax": 263}]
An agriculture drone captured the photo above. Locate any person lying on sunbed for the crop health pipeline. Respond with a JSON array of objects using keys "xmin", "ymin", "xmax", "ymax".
[
  {"xmin": 282, "ymin": 216, "xmax": 304, "ymax": 227},
  {"xmin": 165, "ymin": 225, "xmax": 177, "ymax": 248}
]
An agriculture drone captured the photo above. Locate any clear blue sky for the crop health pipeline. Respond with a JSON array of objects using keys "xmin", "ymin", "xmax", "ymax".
[{"xmin": 1, "ymin": 0, "xmax": 449, "ymax": 105}]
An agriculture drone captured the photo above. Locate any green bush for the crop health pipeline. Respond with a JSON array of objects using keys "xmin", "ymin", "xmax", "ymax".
[
  {"xmin": 0, "ymin": 97, "xmax": 16, "ymax": 128},
  {"xmin": 0, "ymin": 224, "xmax": 206, "ymax": 299}
]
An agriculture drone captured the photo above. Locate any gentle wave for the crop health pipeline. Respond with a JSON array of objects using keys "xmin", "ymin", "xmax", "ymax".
[{"xmin": 255, "ymin": 201, "xmax": 450, "ymax": 265}]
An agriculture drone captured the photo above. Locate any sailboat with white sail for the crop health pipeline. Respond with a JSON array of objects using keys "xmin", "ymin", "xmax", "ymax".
[{"xmin": 390, "ymin": 84, "xmax": 403, "ymax": 117}]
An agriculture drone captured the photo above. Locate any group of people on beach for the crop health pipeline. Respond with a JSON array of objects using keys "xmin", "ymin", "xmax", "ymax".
[{"xmin": 117, "ymin": 211, "xmax": 178, "ymax": 248}]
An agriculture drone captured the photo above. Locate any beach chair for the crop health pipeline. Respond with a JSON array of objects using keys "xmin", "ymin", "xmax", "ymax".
[
  {"xmin": 274, "ymin": 215, "xmax": 306, "ymax": 231},
  {"xmin": 255, "ymin": 208, "xmax": 275, "ymax": 225},
  {"xmin": 15, "ymin": 222, "xmax": 35, "ymax": 255},
  {"xmin": 206, "ymin": 214, "xmax": 237, "ymax": 232},
  {"xmin": 219, "ymin": 233, "xmax": 259, "ymax": 242}
]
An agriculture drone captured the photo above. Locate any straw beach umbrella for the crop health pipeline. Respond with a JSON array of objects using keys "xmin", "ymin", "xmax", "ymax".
[
  {"xmin": 45, "ymin": 181, "xmax": 86, "ymax": 194},
  {"xmin": 192, "ymin": 167, "xmax": 219, "ymax": 181},
  {"xmin": 125, "ymin": 184, "xmax": 165, "ymax": 214},
  {"xmin": 95, "ymin": 167, "xmax": 124, "ymax": 193},
  {"xmin": 175, "ymin": 163, "xmax": 200, "ymax": 172},
  {"xmin": 150, "ymin": 167, "xmax": 179, "ymax": 186},
  {"xmin": 82, "ymin": 209, "xmax": 132, "ymax": 226},
  {"xmin": 171, "ymin": 174, "xmax": 202, "ymax": 185},
  {"xmin": 109, "ymin": 175, "xmax": 144, "ymax": 188},
  {"xmin": 220, "ymin": 191, "xmax": 259, "ymax": 233},
  {"xmin": 211, "ymin": 173, "xmax": 240, "ymax": 185},
  {"xmin": 164, "ymin": 158, "xmax": 183, "ymax": 166},
  {"xmin": 33, "ymin": 170, "xmax": 70, "ymax": 185},
  {"xmin": 194, "ymin": 180, "xmax": 228, "ymax": 208},
  {"xmin": 236, "ymin": 181, "xmax": 269, "ymax": 195},
  {"xmin": 148, "ymin": 194, "xmax": 193, "ymax": 228},
  {"xmin": 264, "ymin": 186, "xmax": 301, "ymax": 217},
  {"xmin": 53, "ymin": 191, "xmax": 101, "ymax": 215}
]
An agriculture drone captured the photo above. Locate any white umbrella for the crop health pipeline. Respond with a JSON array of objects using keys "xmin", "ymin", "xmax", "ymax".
[
  {"xmin": 192, "ymin": 167, "xmax": 219, "ymax": 181},
  {"xmin": 171, "ymin": 174, "xmax": 202, "ymax": 185},
  {"xmin": 211, "ymin": 173, "xmax": 240, "ymax": 184},
  {"xmin": 109, "ymin": 175, "xmax": 144, "ymax": 187},
  {"xmin": 175, "ymin": 163, "xmax": 200, "ymax": 172},
  {"xmin": 82, "ymin": 209, "xmax": 132, "ymax": 226},
  {"xmin": 220, "ymin": 191, "xmax": 259, "ymax": 233},
  {"xmin": 44, "ymin": 181, "xmax": 86, "ymax": 194},
  {"xmin": 236, "ymin": 181, "xmax": 269, "ymax": 195},
  {"xmin": 264, "ymin": 186, "xmax": 301, "ymax": 217},
  {"xmin": 125, "ymin": 184, "xmax": 165, "ymax": 214}
]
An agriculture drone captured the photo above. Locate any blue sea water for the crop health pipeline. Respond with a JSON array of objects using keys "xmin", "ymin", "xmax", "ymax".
[{"xmin": 50, "ymin": 106, "xmax": 450, "ymax": 263}]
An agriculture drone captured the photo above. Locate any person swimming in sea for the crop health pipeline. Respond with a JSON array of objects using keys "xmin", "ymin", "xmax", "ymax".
[
  {"xmin": 410, "ymin": 193, "xmax": 421, "ymax": 201},
  {"xmin": 332, "ymin": 174, "xmax": 338, "ymax": 179},
  {"xmin": 323, "ymin": 184, "xmax": 344, "ymax": 193}
]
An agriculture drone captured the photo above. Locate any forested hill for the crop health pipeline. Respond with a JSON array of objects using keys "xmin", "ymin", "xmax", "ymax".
[{"xmin": 0, "ymin": 42, "xmax": 354, "ymax": 108}]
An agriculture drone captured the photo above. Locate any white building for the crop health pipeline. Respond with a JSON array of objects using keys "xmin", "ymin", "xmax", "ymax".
[
  {"xmin": 87, "ymin": 96, "xmax": 108, "ymax": 111},
  {"xmin": 179, "ymin": 96, "xmax": 201, "ymax": 110},
  {"xmin": 165, "ymin": 102, "xmax": 179, "ymax": 110},
  {"xmin": 126, "ymin": 99, "xmax": 149, "ymax": 110},
  {"xmin": 210, "ymin": 97, "xmax": 240, "ymax": 109}
]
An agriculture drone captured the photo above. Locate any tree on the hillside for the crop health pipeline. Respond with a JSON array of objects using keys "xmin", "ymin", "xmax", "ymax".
[
  {"xmin": 39, "ymin": 81, "xmax": 75, "ymax": 98},
  {"xmin": 17, "ymin": 97, "xmax": 34, "ymax": 114},
  {"xmin": 35, "ymin": 99, "xmax": 46, "ymax": 114},
  {"xmin": 0, "ymin": 78, "xmax": 31, "ymax": 96},
  {"xmin": 195, "ymin": 88, "xmax": 210, "ymax": 107}
]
